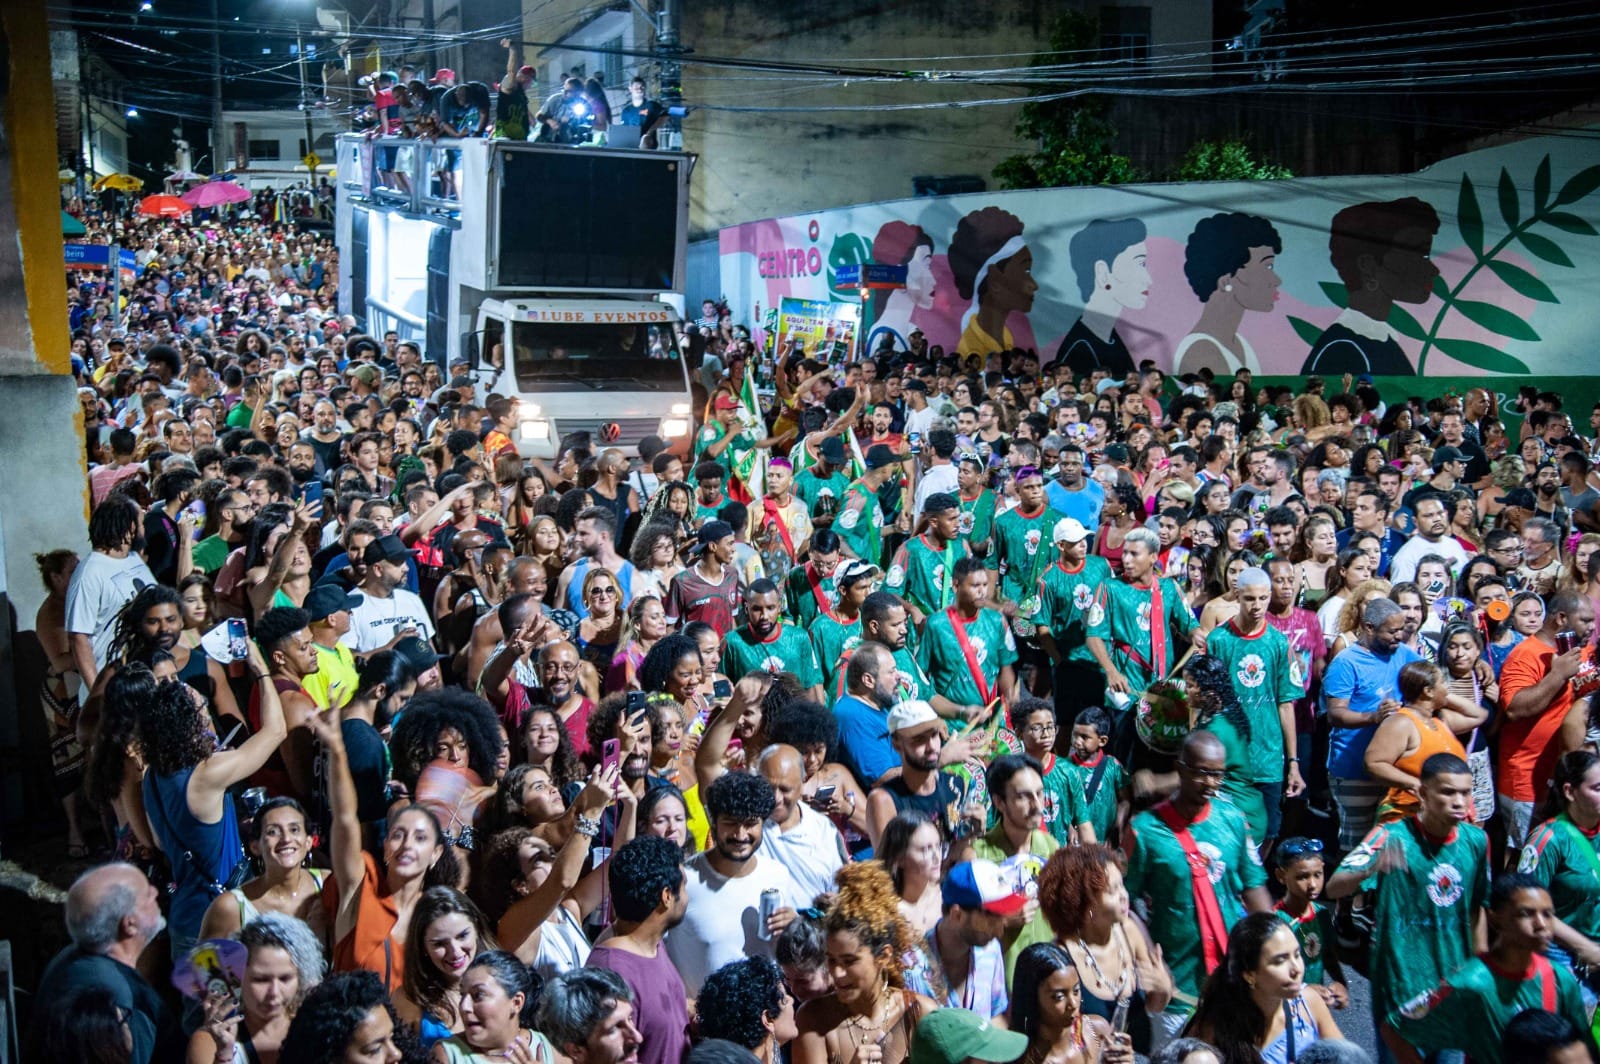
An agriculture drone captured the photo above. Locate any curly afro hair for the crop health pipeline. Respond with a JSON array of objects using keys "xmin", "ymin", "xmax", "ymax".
[
  {"xmin": 137, "ymin": 679, "xmax": 217, "ymax": 776},
  {"xmin": 471, "ymin": 827, "xmax": 538, "ymax": 925},
  {"xmin": 824, "ymin": 862, "xmax": 919, "ymax": 985},
  {"xmin": 1037, "ymin": 844, "xmax": 1120, "ymax": 940},
  {"xmin": 765, "ymin": 699, "xmax": 837, "ymax": 754},
  {"xmin": 608, "ymin": 835, "xmax": 686, "ymax": 922},
  {"xmin": 584, "ymin": 691, "xmax": 673, "ymax": 762},
  {"xmin": 702, "ymin": 770, "xmax": 776, "ymax": 823},
  {"xmin": 88, "ymin": 663, "xmax": 158, "ymax": 806},
  {"xmin": 694, "ymin": 955, "xmax": 789, "ymax": 1049},
  {"xmin": 281, "ymin": 970, "xmax": 423, "ymax": 1063},
  {"xmin": 387, "ymin": 687, "xmax": 505, "ymax": 794},
  {"xmin": 639, "ymin": 633, "xmax": 701, "ymax": 694}
]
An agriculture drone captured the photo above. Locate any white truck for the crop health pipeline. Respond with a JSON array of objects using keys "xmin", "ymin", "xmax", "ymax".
[{"xmin": 334, "ymin": 133, "xmax": 696, "ymax": 456}]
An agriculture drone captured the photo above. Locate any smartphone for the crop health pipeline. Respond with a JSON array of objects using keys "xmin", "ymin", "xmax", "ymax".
[
  {"xmin": 712, "ymin": 678, "xmax": 732, "ymax": 700},
  {"xmin": 226, "ymin": 618, "xmax": 249, "ymax": 662},
  {"xmin": 600, "ymin": 738, "xmax": 621, "ymax": 774},
  {"xmin": 908, "ymin": 431, "xmax": 923, "ymax": 453},
  {"xmin": 626, "ymin": 690, "xmax": 649, "ymax": 724},
  {"xmin": 813, "ymin": 785, "xmax": 837, "ymax": 804},
  {"xmin": 301, "ymin": 479, "xmax": 324, "ymax": 509}
]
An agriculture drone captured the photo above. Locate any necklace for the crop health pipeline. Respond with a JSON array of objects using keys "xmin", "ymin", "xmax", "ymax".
[{"xmin": 1077, "ymin": 931, "xmax": 1134, "ymax": 1002}]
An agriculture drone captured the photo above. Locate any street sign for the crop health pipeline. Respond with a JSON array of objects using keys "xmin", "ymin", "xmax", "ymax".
[
  {"xmin": 63, "ymin": 243, "xmax": 111, "ymax": 269},
  {"xmin": 836, "ymin": 262, "xmax": 907, "ymax": 290},
  {"xmin": 303, "ymin": 153, "xmax": 321, "ymax": 170}
]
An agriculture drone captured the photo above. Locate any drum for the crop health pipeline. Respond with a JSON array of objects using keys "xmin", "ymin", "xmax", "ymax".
[{"xmin": 1135, "ymin": 680, "xmax": 1192, "ymax": 754}]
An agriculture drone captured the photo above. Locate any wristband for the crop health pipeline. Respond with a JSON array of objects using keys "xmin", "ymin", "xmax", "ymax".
[{"xmin": 573, "ymin": 815, "xmax": 602, "ymax": 839}]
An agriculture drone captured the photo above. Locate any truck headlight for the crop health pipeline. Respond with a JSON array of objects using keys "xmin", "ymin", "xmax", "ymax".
[
  {"xmin": 659, "ymin": 417, "xmax": 690, "ymax": 439},
  {"xmin": 670, "ymin": 402, "xmax": 691, "ymax": 415},
  {"xmin": 520, "ymin": 417, "xmax": 551, "ymax": 441}
]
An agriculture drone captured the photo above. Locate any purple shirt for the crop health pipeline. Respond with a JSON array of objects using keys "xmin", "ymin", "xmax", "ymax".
[{"xmin": 588, "ymin": 942, "xmax": 691, "ymax": 1064}]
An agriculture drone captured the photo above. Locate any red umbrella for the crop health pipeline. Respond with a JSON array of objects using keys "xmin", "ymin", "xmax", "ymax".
[
  {"xmin": 182, "ymin": 181, "xmax": 252, "ymax": 208},
  {"xmin": 138, "ymin": 194, "xmax": 193, "ymax": 218}
]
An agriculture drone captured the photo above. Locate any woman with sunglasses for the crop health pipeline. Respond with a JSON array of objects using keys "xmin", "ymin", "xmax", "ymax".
[{"xmin": 576, "ymin": 569, "xmax": 624, "ymax": 670}]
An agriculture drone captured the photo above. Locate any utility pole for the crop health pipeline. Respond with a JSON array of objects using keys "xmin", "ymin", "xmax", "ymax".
[
  {"xmin": 656, "ymin": 0, "xmax": 682, "ymax": 148},
  {"xmin": 210, "ymin": 0, "xmax": 224, "ymax": 171},
  {"xmin": 420, "ymin": 0, "xmax": 437, "ymax": 76},
  {"xmin": 297, "ymin": 26, "xmax": 316, "ymax": 178}
]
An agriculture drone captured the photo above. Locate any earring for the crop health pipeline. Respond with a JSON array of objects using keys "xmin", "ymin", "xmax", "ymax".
[
  {"xmin": 1224, "ymin": 283, "xmax": 1234, "ymax": 293},
  {"xmin": 1104, "ymin": 284, "xmax": 1112, "ymax": 291}
]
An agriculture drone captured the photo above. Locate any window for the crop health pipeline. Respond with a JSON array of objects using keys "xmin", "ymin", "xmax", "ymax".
[
  {"xmin": 247, "ymin": 139, "xmax": 280, "ymax": 161},
  {"xmin": 1099, "ymin": 6, "xmax": 1152, "ymax": 64},
  {"xmin": 601, "ymin": 36, "xmax": 624, "ymax": 87}
]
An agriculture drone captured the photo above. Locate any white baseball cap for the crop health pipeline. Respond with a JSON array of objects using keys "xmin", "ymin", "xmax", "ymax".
[
  {"xmin": 886, "ymin": 700, "xmax": 940, "ymax": 734},
  {"xmin": 1053, "ymin": 517, "xmax": 1092, "ymax": 544}
]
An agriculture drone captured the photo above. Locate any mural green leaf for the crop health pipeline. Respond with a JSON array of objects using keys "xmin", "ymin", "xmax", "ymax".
[
  {"xmin": 1487, "ymin": 260, "xmax": 1557, "ymax": 303},
  {"xmin": 826, "ymin": 233, "xmax": 872, "ymax": 301},
  {"xmin": 1434, "ymin": 337, "xmax": 1530, "ymax": 375},
  {"xmin": 1543, "ymin": 212, "xmax": 1598, "ymax": 236},
  {"xmin": 1287, "ymin": 316, "xmax": 1323, "ymax": 347},
  {"xmin": 1498, "ymin": 169, "xmax": 1520, "ymax": 230},
  {"xmin": 1534, "ymin": 156, "xmax": 1552, "ymax": 210},
  {"xmin": 1517, "ymin": 231, "xmax": 1574, "ymax": 268},
  {"xmin": 1433, "ymin": 275, "xmax": 1451, "ymax": 299},
  {"xmin": 1458, "ymin": 174, "xmax": 1483, "ymax": 254},
  {"xmin": 1556, "ymin": 164, "xmax": 1600, "ymax": 206},
  {"xmin": 1317, "ymin": 281, "xmax": 1348, "ymax": 308},
  {"xmin": 1452, "ymin": 298, "xmax": 1540, "ymax": 341},
  {"xmin": 1388, "ymin": 305, "xmax": 1427, "ymax": 341}
]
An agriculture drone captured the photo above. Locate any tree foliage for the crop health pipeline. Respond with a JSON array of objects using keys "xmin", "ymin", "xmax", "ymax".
[
  {"xmin": 1170, "ymin": 139, "xmax": 1294, "ymax": 182},
  {"xmin": 995, "ymin": 12, "xmax": 1141, "ymax": 191}
]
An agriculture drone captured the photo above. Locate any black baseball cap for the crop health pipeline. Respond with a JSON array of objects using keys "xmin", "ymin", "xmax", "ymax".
[
  {"xmin": 304, "ymin": 584, "xmax": 361, "ymax": 622},
  {"xmin": 362, "ymin": 534, "xmax": 418, "ymax": 565}
]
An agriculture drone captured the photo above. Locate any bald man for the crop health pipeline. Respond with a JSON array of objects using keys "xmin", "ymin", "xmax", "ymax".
[
  {"xmin": 756, "ymin": 743, "xmax": 847, "ymax": 902},
  {"xmin": 30, "ymin": 864, "xmax": 183, "ymax": 1063}
]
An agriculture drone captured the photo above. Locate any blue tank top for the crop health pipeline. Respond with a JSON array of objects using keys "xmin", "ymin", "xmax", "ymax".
[
  {"xmin": 142, "ymin": 765, "xmax": 243, "ymax": 942},
  {"xmin": 1260, "ymin": 995, "xmax": 1319, "ymax": 1064},
  {"xmin": 563, "ymin": 559, "xmax": 636, "ymax": 617}
]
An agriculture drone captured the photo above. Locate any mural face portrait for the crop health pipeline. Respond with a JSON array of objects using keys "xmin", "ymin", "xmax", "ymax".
[
  {"xmin": 1103, "ymin": 241, "xmax": 1151, "ymax": 310},
  {"xmin": 1231, "ymin": 246, "xmax": 1282, "ymax": 311},
  {"xmin": 906, "ymin": 244, "xmax": 936, "ymax": 309},
  {"xmin": 988, "ymin": 245, "xmax": 1038, "ymax": 315},
  {"xmin": 1374, "ymin": 225, "xmax": 1439, "ymax": 305}
]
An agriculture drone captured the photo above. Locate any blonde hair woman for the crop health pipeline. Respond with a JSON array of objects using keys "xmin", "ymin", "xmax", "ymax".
[{"xmin": 1327, "ymin": 578, "xmax": 1394, "ymax": 660}]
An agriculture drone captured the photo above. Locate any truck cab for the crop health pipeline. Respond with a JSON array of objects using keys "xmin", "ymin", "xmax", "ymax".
[
  {"xmin": 334, "ymin": 133, "xmax": 697, "ymax": 457},
  {"xmin": 475, "ymin": 297, "xmax": 694, "ymax": 455}
]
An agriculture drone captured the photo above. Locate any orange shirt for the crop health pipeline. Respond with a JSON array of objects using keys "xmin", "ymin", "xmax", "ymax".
[
  {"xmin": 1497, "ymin": 635, "xmax": 1572, "ymax": 803},
  {"xmin": 329, "ymin": 851, "xmax": 403, "ymax": 991}
]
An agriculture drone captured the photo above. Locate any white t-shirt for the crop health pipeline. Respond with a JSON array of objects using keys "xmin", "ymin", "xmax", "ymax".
[
  {"xmin": 664, "ymin": 851, "xmax": 801, "ymax": 996},
  {"xmin": 758, "ymin": 802, "xmax": 846, "ymax": 907},
  {"xmin": 903, "ymin": 403, "xmax": 938, "ymax": 440},
  {"xmin": 1387, "ymin": 534, "xmax": 1470, "ymax": 585},
  {"xmin": 65, "ymin": 551, "xmax": 157, "ymax": 669},
  {"xmin": 342, "ymin": 587, "xmax": 436, "ymax": 652},
  {"xmin": 913, "ymin": 462, "xmax": 960, "ymax": 517}
]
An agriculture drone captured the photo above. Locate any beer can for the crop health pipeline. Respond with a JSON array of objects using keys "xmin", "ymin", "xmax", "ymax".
[{"xmin": 758, "ymin": 888, "xmax": 782, "ymax": 940}]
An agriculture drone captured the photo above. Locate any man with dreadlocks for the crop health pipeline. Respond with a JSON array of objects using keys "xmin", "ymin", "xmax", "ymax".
[{"xmin": 98, "ymin": 582, "xmax": 244, "ymax": 732}]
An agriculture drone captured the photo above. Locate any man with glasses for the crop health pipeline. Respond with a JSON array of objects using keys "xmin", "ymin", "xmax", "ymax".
[
  {"xmin": 1124, "ymin": 729, "xmax": 1271, "ymax": 1045},
  {"xmin": 192, "ymin": 488, "xmax": 255, "ymax": 575},
  {"xmin": 1519, "ymin": 517, "xmax": 1565, "ymax": 597},
  {"xmin": 1012, "ymin": 697, "xmax": 1093, "ymax": 847}
]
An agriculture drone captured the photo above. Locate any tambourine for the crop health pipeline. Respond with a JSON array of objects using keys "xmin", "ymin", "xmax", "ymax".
[{"xmin": 1135, "ymin": 680, "xmax": 1192, "ymax": 754}]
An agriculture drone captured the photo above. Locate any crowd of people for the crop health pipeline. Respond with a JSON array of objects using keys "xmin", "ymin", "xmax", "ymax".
[{"xmin": 26, "ymin": 199, "xmax": 1600, "ymax": 1064}]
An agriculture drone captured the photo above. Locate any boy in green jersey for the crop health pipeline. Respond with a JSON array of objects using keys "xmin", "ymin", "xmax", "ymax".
[
  {"xmin": 1518, "ymin": 751, "xmax": 1600, "ymax": 956},
  {"xmin": 988, "ymin": 466, "xmax": 1064, "ymax": 624},
  {"xmin": 922, "ymin": 557, "xmax": 1017, "ymax": 731},
  {"xmin": 1272, "ymin": 837, "xmax": 1348, "ymax": 1009},
  {"xmin": 955, "ymin": 454, "xmax": 997, "ymax": 556},
  {"xmin": 1385, "ymin": 876, "xmax": 1591, "ymax": 1064},
  {"xmin": 885, "ymin": 492, "xmax": 966, "ymax": 624},
  {"xmin": 719, "ymin": 578, "xmax": 824, "ymax": 699},
  {"xmin": 1035, "ymin": 517, "xmax": 1114, "ymax": 718},
  {"xmin": 692, "ymin": 461, "xmax": 730, "ymax": 525},
  {"xmin": 784, "ymin": 530, "xmax": 841, "ymax": 630},
  {"xmin": 792, "ymin": 436, "xmax": 852, "ymax": 518},
  {"xmin": 1122, "ymin": 731, "xmax": 1270, "ymax": 1037},
  {"xmin": 1065, "ymin": 708, "xmax": 1128, "ymax": 845},
  {"xmin": 810, "ymin": 560, "xmax": 876, "ymax": 694},
  {"xmin": 1011, "ymin": 698, "xmax": 1095, "ymax": 846},
  {"xmin": 834, "ymin": 444, "xmax": 902, "ymax": 568},
  {"xmin": 1328, "ymin": 752, "xmax": 1488, "ymax": 1051}
]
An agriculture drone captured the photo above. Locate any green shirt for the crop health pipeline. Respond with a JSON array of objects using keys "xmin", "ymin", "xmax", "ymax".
[
  {"xmin": 1519, "ymin": 814, "xmax": 1600, "ymax": 940},
  {"xmin": 192, "ymin": 534, "xmax": 232, "ymax": 575},
  {"xmin": 892, "ymin": 640, "xmax": 933, "ymax": 704},
  {"xmin": 1388, "ymin": 954, "xmax": 1587, "ymax": 1064},
  {"xmin": 1039, "ymin": 754, "xmax": 1092, "ymax": 845},
  {"xmin": 1203, "ymin": 620, "xmax": 1301, "ymax": 783},
  {"xmin": 1201, "ymin": 711, "xmax": 1266, "ymax": 841},
  {"xmin": 1335, "ymin": 818, "xmax": 1489, "ymax": 1019},
  {"xmin": 1275, "ymin": 901, "xmax": 1337, "ymax": 987},
  {"xmin": 1063, "ymin": 753, "xmax": 1126, "ymax": 843},
  {"xmin": 693, "ymin": 492, "xmax": 729, "ymax": 526},
  {"xmin": 1087, "ymin": 576, "xmax": 1197, "ymax": 692},
  {"xmin": 1037, "ymin": 556, "xmax": 1114, "ymax": 660},
  {"xmin": 792, "ymin": 465, "xmax": 851, "ymax": 518},
  {"xmin": 811, "ymin": 611, "xmax": 863, "ymax": 695},
  {"xmin": 694, "ymin": 419, "xmax": 755, "ymax": 468},
  {"xmin": 834, "ymin": 481, "xmax": 884, "ymax": 566},
  {"xmin": 1123, "ymin": 800, "xmax": 1266, "ymax": 1014},
  {"xmin": 784, "ymin": 563, "xmax": 836, "ymax": 629},
  {"xmin": 970, "ymin": 825, "xmax": 1059, "ymax": 984},
  {"xmin": 958, "ymin": 489, "xmax": 997, "ymax": 550},
  {"xmin": 990, "ymin": 504, "xmax": 1065, "ymax": 611},
  {"xmin": 922, "ymin": 607, "xmax": 1017, "ymax": 724},
  {"xmin": 886, "ymin": 533, "xmax": 963, "ymax": 618},
  {"xmin": 225, "ymin": 402, "xmax": 253, "ymax": 429},
  {"xmin": 720, "ymin": 623, "xmax": 823, "ymax": 690}
]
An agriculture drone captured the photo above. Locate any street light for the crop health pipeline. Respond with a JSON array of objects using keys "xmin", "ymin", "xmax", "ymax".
[
  {"xmin": 126, "ymin": 107, "xmax": 139, "ymax": 118},
  {"xmin": 139, "ymin": 2, "xmax": 152, "ymax": 10}
]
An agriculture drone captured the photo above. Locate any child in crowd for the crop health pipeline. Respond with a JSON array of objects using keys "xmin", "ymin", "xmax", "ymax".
[
  {"xmin": 1064, "ymin": 707, "xmax": 1128, "ymax": 845},
  {"xmin": 1274, "ymin": 836, "xmax": 1348, "ymax": 1010}
]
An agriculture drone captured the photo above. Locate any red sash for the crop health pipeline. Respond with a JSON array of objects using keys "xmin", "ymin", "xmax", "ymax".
[
  {"xmin": 946, "ymin": 607, "xmax": 994, "ymax": 705},
  {"xmin": 1154, "ymin": 800, "xmax": 1229, "ymax": 976},
  {"xmin": 762, "ymin": 497, "xmax": 796, "ymax": 558},
  {"xmin": 1531, "ymin": 952, "xmax": 1558, "ymax": 1011},
  {"xmin": 1114, "ymin": 579, "xmax": 1169, "ymax": 679},
  {"xmin": 805, "ymin": 564, "xmax": 834, "ymax": 619}
]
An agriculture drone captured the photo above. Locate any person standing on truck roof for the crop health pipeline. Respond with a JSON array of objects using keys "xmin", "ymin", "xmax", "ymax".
[{"xmin": 496, "ymin": 38, "xmax": 535, "ymax": 142}]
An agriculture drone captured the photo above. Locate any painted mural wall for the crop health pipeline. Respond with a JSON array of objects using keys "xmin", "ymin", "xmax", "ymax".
[{"xmin": 717, "ymin": 131, "xmax": 1600, "ymax": 380}]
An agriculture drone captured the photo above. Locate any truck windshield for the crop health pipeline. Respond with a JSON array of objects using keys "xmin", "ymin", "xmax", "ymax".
[{"xmin": 510, "ymin": 320, "xmax": 686, "ymax": 391}]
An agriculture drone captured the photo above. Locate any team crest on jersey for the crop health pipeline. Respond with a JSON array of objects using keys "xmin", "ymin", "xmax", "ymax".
[
  {"xmin": 818, "ymin": 486, "xmax": 837, "ymax": 498},
  {"xmin": 1398, "ymin": 985, "xmax": 1450, "ymax": 1021},
  {"xmin": 1427, "ymin": 862, "xmax": 1465, "ymax": 908},
  {"xmin": 898, "ymin": 675, "xmax": 921, "ymax": 700},
  {"xmin": 700, "ymin": 427, "xmax": 718, "ymax": 442},
  {"xmin": 842, "ymin": 635, "xmax": 862, "ymax": 655},
  {"xmin": 970, "ymin": 637, "xmax": 989, "ymax": 666},
  {"xmin": 1302, "ymin": 929, "xmax": 1322, "ymax": 960},
  {"xmin": 1517, "ymin": 846, "xmax": 1539, "ymax": 874},
  {"xmin": 1073, "ymin": 585, "xmax": 1094, "ymax": 610},
  {"xmin": 933, "ymin": 564, "xmax": 946, "ymax": 587},
  {"xmin": 838, "ymin": 508, "xmax": 860, "ymax": 530},
  {"xmin": 760, "ymin": 656, "xmax": 787, "ymax": 675},
  {"xmin": 1197, "ymin": 841, "xmax": 1225, "ymax": 883},
  {"xmin": 959, "ymin": 511, "xmax": 975, "ymax": 534},
  {"xmin": 1236, "ymin": 653, "xmax": 1267, "ymax": 689},
  {"xmin": 887, "ymin": 564, "xmax": 906, "ymax": 587},
  {"xmin": 1088, "ymin": 602, "xmax": 1105, "ymax": 627},
  {"xmin": 1136, "ymin": 602, "xmax": 1152, "ymax": 632},
  {"xmin": 1024, "ymin": 529, "xmax": 1042, "ymax": 555}
]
